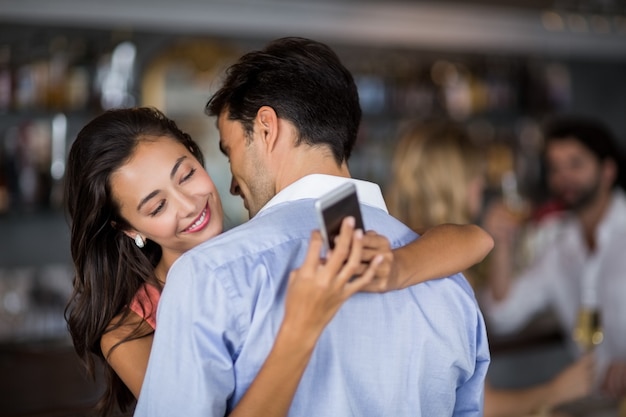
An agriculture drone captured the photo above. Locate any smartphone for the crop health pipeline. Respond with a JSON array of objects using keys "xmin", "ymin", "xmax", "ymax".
[{"xmin": 314, "ymin": 182, "xmax": 365, "ymax": 250}]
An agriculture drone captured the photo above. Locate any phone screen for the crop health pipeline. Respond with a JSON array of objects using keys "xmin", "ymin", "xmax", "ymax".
[{"xmin": 317, "ymin": 184, "xmax": 365, "ymax": 250}]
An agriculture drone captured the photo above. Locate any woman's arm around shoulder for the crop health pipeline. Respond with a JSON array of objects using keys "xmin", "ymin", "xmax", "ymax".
[{"xmin": 359, "ymin": 223, "xmax": 494, "ymax": 292}]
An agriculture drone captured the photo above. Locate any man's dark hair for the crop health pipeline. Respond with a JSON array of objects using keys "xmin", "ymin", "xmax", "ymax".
[
  {"xmin": 544, "ymin": 115, "xmax": 625, "ymax": 190},
  {"xmin": 206, "ymin": 37, "xmax": 361, "ymax": 164}
]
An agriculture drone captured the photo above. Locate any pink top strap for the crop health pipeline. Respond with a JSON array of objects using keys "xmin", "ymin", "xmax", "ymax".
[{"xmin": 129, "ymin": 283, "xmax": 161, "ymax": 329}]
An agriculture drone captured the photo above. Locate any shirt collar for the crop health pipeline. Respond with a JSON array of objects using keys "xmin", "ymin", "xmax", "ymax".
[{"xmin": 257, "ymin": 174, "xmax": 388, "ymax": 216}]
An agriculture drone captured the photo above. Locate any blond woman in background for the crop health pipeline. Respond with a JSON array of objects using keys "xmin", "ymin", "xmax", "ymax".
[{"xmin": 386, "ymin": 119, "xmax": 594, "ymax": 417}]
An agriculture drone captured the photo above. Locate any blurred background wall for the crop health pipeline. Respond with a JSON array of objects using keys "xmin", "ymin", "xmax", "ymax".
[{"xmin": 0, "ymin": 1, "xmax": 625, "ymax": 415}]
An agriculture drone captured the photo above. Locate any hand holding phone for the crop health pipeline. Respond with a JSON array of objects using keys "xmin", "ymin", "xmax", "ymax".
[{"xmin": 315, "ymin": 182, "xmax": 365, "ymax": 250}]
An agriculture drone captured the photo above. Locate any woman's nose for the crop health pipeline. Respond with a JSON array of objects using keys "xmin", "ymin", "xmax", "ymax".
[{"xmin": 176, "ymin": 193, "xmax": 196, "ymax": 217}]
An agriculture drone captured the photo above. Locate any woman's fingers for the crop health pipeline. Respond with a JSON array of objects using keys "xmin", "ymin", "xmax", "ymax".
[
  {"xmin": 301, "ymin": 215, "xmax": 389, "ymax": 295},
  {"xmin": 344, "ymin": 254, "xmax": 382, "ymax": 295},
  {"xmin": 299, "ymin": 216, "xmax": 361, "ymax": 287},
  {"xmin": 325, "ymin": 216, "xmax": 356, "ymax": 272},
  {"xmin": 353, "ymin": 230, "xmax": 398, "ymax": 292},
  {"xmin": 282, "ymin": 219, "xmax": 389, "ymax": 338},
  {"xmin": 360, "ymin": 231, "xmax": 390, "ymax": 257},
  {"xmin": 325, "ymin": 217, "xmax": 364, "ymax": 285},
  {"xmin": 332, "ymin": 228, "xmax": 364, "ymax": 285},
  {"xmin": 284, "ymin": 218, "xmax": 367, "ymax": 330}
]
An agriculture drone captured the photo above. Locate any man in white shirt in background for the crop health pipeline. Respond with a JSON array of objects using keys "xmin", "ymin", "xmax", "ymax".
[{"xmin": 482, "ymin": 115, "xmax": 626, "ymax": 415}]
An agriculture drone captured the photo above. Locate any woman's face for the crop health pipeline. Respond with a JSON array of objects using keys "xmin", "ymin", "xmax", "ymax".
[{"xmin": 111, "ymin": 135, "xmax": 223, "ymax": 263}]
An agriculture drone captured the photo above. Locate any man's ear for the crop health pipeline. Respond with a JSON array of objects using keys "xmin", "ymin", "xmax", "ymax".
[{"xmin": 255, "ymin": 106, "xmax": 279, "ymax": 153}]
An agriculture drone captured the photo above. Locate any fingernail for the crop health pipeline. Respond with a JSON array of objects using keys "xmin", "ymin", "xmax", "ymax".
[
  {"xmin": 345, "ymin": 216, "xmax": 355, "ymax": 227},
  {"xmin": 354, "ymin": 229, "xmax": 363, "ymax": 239}
]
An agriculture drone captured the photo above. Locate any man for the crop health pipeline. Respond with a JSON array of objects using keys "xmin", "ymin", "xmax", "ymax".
[
  {"xmin": 135, "ymin": 37, "xmax": 489, "ymax": 416},
  {"xmin": 483, "ymin": 116, "xmax": 626, "ymax": 411}
]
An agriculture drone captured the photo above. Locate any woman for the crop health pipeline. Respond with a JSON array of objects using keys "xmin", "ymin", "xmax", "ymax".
[
  {"xmin": 64, "ymin": 107, "xmax": 493, "ymax": 416},
  {"xmin": 387, "ymin": 119, "xmax": 594, "ymax": 417}
]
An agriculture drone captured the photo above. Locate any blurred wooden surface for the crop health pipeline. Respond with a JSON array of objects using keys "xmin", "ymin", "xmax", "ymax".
[{"xmin": 0, "ymin": 340, "xmax": 118, "ymax": 417}]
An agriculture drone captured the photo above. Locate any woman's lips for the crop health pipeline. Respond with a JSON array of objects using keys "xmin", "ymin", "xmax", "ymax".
[{"xmin": 183, "ymin": 205, "xmax": 210, "ymax": 233}]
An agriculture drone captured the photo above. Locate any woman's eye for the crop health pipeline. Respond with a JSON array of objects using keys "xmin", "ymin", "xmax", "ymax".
[
  {"xmin": 181, "ymin": 168, "xmax": 196, "ymax": 183},
  {"xmin": 150, "ymin": 201, "xmax": 165, "ymax": 217}
]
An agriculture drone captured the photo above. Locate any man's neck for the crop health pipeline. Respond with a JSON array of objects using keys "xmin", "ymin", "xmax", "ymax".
[{"xmin": 274, "ymin": 150, "xmax": 349, "ymax": 195}]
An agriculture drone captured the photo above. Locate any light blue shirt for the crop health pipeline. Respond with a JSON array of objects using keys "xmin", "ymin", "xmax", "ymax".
[{"xmin": 135, "ymin": 175, "xmax": 490, "ymax": 416}]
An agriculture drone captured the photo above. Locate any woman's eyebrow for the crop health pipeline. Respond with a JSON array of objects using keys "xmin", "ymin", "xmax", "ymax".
[
  {"xmin": 137, "ymin": 190, "xmax": 160, "ymax": 211},
  {"xmin": 136, "ymin": 156, "xmax": 188, "ymax": 211},
  {"xmin": 170, "ymin": 156, "xmax": 187, "ymax": 179}
]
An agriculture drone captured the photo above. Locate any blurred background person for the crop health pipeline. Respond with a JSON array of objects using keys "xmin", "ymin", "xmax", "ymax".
[
  {"xmin": 482, "ymin": 115, "xmax": 626, "ymax": 416},
  {"xmin": 386, "ymin": 118, "xmax": 595, "ymax": 417}
]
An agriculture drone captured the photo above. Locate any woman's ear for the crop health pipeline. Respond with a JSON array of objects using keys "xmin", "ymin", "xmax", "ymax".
[
  {"xmin": 122, "ymin": 229, "xmax": 145, "ymax": 248},
  {"xmin": 112, "ymin": 220, "xmax": 137, "ymax": 240},
  {"xmin": 111, "ymin": 220, "xmax": 145, "ymax": 247},
  {"xmin": 111, "ymin": 220, "xmax": 133, "ymax": 236}
]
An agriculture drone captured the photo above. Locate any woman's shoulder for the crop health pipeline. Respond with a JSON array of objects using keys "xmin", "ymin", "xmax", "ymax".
[
  {"xmin": 100, "ymin": 284, "xmax": 160, "ymax": 358},
  {"xmin": 128, "ymin": 283, "xmax": 161, "ymax": 328}
]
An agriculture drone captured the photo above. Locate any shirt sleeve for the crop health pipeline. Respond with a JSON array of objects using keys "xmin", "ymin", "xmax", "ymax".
[
  {"xmin": 453, "ymin": 279, "xmax": 491, "ymax": 416},
  {"xmin": 134, "ymin": 257, "xmax": 246, "ymax": 417},
  {"xmin": 453, "ymin": 312, "xmax": 491, "ymax": 416}
]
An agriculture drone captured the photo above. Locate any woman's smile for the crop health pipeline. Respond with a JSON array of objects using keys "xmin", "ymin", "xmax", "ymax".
[{"xmin": 182, "ymin": 204, "xmax": 211, "ymax": 233}]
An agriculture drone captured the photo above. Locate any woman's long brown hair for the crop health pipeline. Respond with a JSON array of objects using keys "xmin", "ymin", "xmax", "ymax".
[{"xmin": 64, "ymin": 107, "xmax": 205, "ymax": 415}]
